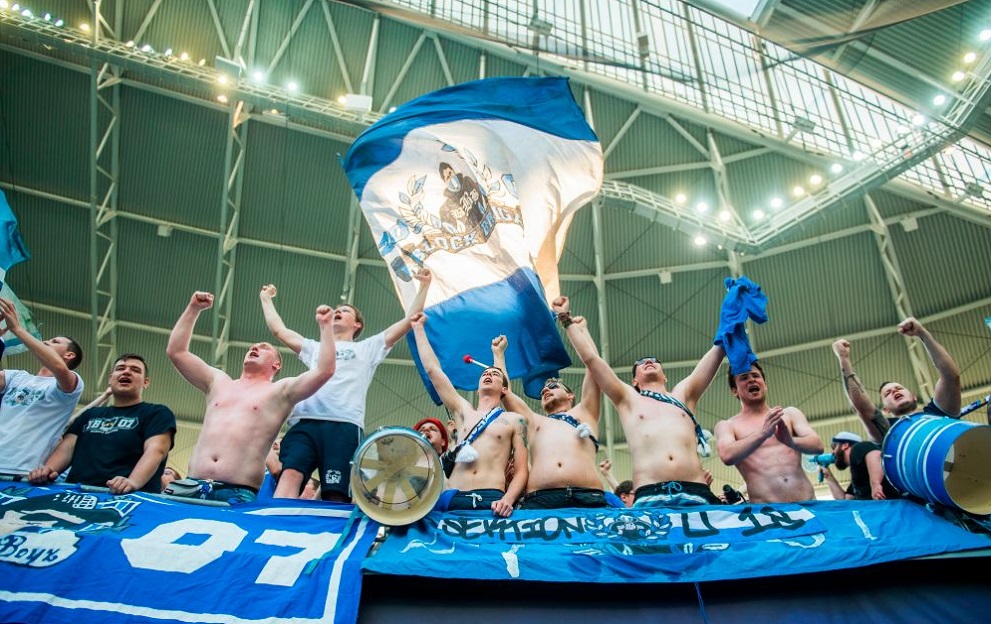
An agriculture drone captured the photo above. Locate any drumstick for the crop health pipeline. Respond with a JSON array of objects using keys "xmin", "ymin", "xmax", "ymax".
[{"xmin": 463, "ymin": 355, "xmax": 491, "ymax": 369}]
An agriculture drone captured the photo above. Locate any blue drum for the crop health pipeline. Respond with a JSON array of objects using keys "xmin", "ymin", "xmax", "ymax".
[{"xmin": 882, "ymin": 415, "xmax": 991, "ymax": 514}]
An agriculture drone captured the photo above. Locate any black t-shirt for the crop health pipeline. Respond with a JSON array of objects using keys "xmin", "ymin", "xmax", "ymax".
[
  {"xmin": 66, "ymin": 402, "xmax": 176, "ymax": 492},
  {"xmin": 845, "ymin": 441, "xmax": 901, "ymax": 500}
]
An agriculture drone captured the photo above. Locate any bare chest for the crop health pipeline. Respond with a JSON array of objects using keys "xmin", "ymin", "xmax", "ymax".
[
  {"xmin": 206, "ymin": 381, "xmax": 282, "ymax": 421},
  {"xmin": 460, "ymin": 414, "xmax": 515, "ymax": 449}
]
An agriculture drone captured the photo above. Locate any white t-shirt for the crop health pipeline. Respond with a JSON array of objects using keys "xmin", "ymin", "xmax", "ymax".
[
  {"xmin": 287, "ymin": 332, "xmax": 390, "ymax": 428},
  {"xmin": 0, "ymin": 370, "xmax": 85, "ymax": 474}
]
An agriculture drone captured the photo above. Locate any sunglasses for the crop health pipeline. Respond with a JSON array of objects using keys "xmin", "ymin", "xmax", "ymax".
[
  {"xmin": 541, "ymin": 378, "xmax": 572, "ymax": 393},
  {"xmin": 634, "ymin": 356, "xmax": 659, "ymax": 369}
]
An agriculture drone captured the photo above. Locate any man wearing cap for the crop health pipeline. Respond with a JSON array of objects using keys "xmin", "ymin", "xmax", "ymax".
[
  {"xmin": 820, "ymin": 431, "xmax": 901, "ymax": 501},
  {"xmin": 832, "ymin": 317, "xmax": 961, "ymax": 444},
  {"xmin": 491, "ymin": 321, "xmax": 607, "ymax": 509},
  {"xmin": 715, "ymin": 362, "xmax": 823, "ymax": 503},
  {"xmin": 555, "ymin": 296, "xmax": 725, "ymax": 507},
  {"xmin": 414, "ymin": 417, "xmax": 449, "ymax": 456},
  {"xmin": 411, "ymin": 313, "xmax": 528, "ymax": 517}
]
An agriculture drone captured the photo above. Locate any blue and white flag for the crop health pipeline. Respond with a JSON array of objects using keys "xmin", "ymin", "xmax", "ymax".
[
  {"xmin": 343, "ymin": 77, "xmax": 603, "ymax": 400},
  {"xmin": 363, "ymin": 500, "xmax": 991, "ymax": 583},
  {"xmin": 0, "ymin": 484, "xmax": 378, "ymax": 624}
]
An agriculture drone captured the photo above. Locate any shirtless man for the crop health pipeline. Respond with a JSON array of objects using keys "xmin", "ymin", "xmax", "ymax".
[
  {"xmin": 832, "ymin": 317, "xmax": 961, "ymax": 444},
  {"xmin": 411, "ymin": 313, "xmax": 527, "ymax": 516},
  {"xmin": 490, "ymin": 319, "xmax": 605, "ymax": 509},
  {"xmin": 715, "ymin": 363, "xmax": 822, "ymax": 503},
  {"xmin": 557, "ymin": 296, "xmax": 724, "ymax": 507},
  {"xmin": 166, "ymin": 291, "xmax": 335, "ymax": 503}
]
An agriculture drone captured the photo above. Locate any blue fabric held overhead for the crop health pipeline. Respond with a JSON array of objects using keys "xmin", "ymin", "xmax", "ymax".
[
  {"xmin": 0, "ymin": 190, "xmax": 29, "ymax": 274},
  {"xmin": 0, "ymin": 484, "xmax": 378, "ymax": 624},
  {"xmin": 714, "ymin": 275, "xmax": 768, "ymax": 375},
  {"xmin": 342, "ymin": 76, "xmax": 604, "ymax": 400}
]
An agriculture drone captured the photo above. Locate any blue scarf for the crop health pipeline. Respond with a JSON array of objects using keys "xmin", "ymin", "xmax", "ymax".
[
  {"xmin": 546, "ymin": 412, "xmax": 599, "ymax": 451},
  {"xmin": 463, "ymin": 406, "xmax": 504, "ymax": 446},
  {"xmin": 446, "ymin": 406, "xmax": 505, "ymax": 466},
  {"xmin": 638, "ymin": 389, "xmax": 710, "ymax": 455}
]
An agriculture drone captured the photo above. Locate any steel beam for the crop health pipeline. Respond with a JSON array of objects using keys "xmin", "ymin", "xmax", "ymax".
[
  {"xmin": 87, "ymin": 0, "xmax": 121, "ymax": 392},
  {"xmin": 211, "ymin": 102, "xmax": 249, "ymax": 370},
  {"xmin": 864, "ymin": 194, "xmax": 934, "ymax": 397}
]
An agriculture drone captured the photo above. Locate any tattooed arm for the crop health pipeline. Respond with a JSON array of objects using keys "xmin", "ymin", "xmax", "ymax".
[{"xmin": 832, "ymin": 339, "xmax": 885, "ymax": 443}]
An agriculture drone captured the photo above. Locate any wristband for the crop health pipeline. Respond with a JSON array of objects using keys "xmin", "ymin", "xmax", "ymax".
[{"xmin": 557, "ymin": 312, "xmax": 573, "ymax": 328}]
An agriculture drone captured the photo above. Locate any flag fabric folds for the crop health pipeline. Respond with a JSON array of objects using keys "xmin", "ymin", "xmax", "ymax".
[
  {"xmin": 0, "ymin": 190, "xmax": 29, "ymax": 277},
  {"xmin": 714, "ymin": 276, "xmax": 768, "ymax": 376},
  {"xmin": 0, "ymin": 189, "xmax": 33, "ymax": 357},
  {"xmin": 343, "ymin": 76, "xmax": 603, "ymax": 400},
  {"xmin": 0, "ymin": 282, "xmax": 42, "ymax": 356}
]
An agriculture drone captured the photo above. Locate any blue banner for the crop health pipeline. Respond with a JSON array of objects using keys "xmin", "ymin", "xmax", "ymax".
[
  {"xmin": 0, "ymin": 484, "xmax": 378, "ymax": 624},
  {"xmin": 363, "ymin": 500, "xmax": 991, "ymax": 583}
]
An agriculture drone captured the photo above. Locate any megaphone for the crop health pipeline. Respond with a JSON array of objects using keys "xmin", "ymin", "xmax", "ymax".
[
  {"xmin": 802, "ymin": 453, "xmax": 835, "ymax": 482},
  {"xmin": 350, "ymin": 426, "xmax": 445, "ymax": 526}
]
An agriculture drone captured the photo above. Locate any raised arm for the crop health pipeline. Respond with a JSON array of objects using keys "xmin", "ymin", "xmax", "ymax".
[
  {"xmin": 673, "ymin": 345, "xmax": 726, "ymax": 410},
  {"xmin": 411, "ymin": 312, "xmax": 472, "ymax": 415},
  {"xmin": 70, "ymin": 387, "xmax": 113, "ymax": 425},
  {"xmin": 259, "ymin": 285, "xmax": 304, "ymax": 354},
  {"xmin": 0, "ymin": 298, "xmax": 79, "ymax": 393},
  {"xmin": 490, "ymin": 335, "xmax": 534, "ymax": 418},
  {"xmin": 281, "ymin": 305, "xmax": 337, "ymax": 405},
  {"xmin": 898, "ymin": 317, "xmax": 961, "ymax": 417},
  {"xmin": 832, "ymin": 339, "xmax": 884, "ymax": 442},
  {"xmin": 383, "ymin": 268, "xmax": 433, "ymax": 348},
  {"xmin": 598, "ymin": 459, "xmax": 620, "ymax": 490},
  {"xmin": 553, "ymin": 297, "xmax": 631, "ymax": 410},
  {"xmin": 577, "ymin": 365, "xmax": 602, "ymax": 423},
  {"xmin": 166, "ymin": 292, "xmax": 224, "ymax": 394}
]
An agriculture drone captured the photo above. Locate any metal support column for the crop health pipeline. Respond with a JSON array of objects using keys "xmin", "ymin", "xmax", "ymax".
[
  {"xmin": 585, "ymin": 87, "xmax": 616, "ymax": 460},
  {"xmin": 341, "ymin": 195, "xmax": 363, "ymax": 306},
  {"xmin": 211, "ymin": 101, "xmax": 249, "ymax": 369},
  {"xmin": 864, "ymin": 194, "xmax": 934, "ymax": 396},
  {"xmin": 88, "ymin": 0, "xmax": 122, "ymax": 389}
]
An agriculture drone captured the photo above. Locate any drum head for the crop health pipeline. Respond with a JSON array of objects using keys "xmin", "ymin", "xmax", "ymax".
[{"xmin": 350, "ymin": 426, "xmax": 444, "ymax": 526}]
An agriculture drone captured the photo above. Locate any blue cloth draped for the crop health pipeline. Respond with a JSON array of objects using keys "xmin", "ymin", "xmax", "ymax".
[{"xmin": 714, "ymin": 276, "xmax": 768, "ymax": 375}]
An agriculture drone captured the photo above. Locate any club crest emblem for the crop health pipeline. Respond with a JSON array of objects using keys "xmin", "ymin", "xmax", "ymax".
[
  {"xmin": 378, "ymin": 144, "xmax": 523, "ymax": 281},
  {"xmin": 0, "ymin": 486, "xmax": 138, "ymax": 567}
]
